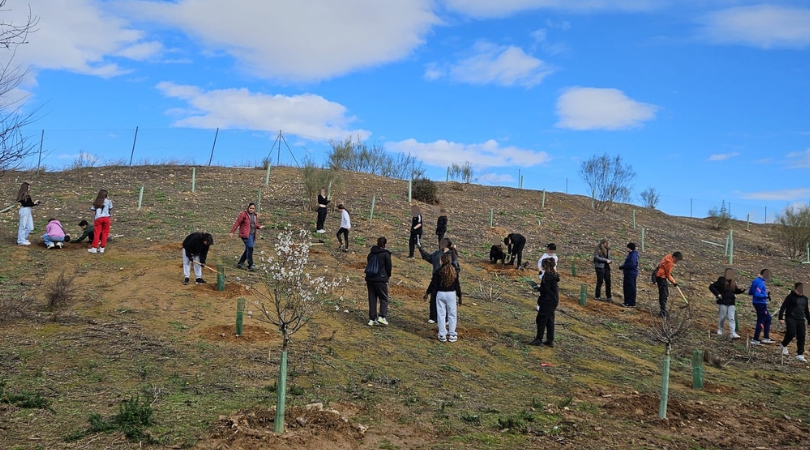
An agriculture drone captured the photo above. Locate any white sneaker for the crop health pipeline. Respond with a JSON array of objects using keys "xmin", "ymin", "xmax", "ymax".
[
  {"xmin": 427, "ymin": 319, "xmax": 435, "ymax": 324},
  {"xmin": 761, "ymin": 338, "xmax": 776, "ymax": 344},
  {"xmin": 781, "ymin": 345, "xmax": 789, "ymax": 356},
  {"xmin": 730, "ymin": 333, "xmax": 741, "ymax": 339},
  {"xmin": 367, "ymin": 320, "xmax": 375, "ymax": 327},
  {"xmin": 376, "ymin": 317, "xmax": 388, "ymax": 326},
  {"xmin": 18, "ymin": 241, "xmax": 31, "ymax": 246},
  {"xmin": 750, "ymin": 339, "xmax": 762, "ymax": 346},
  {"xmin": 716, "ymin": 329, "xmax": 723, "ymax": 336},
  {"xmin": 46, "ymin": 243, "xmax": 55, "ymax": 249},
  {"xmin": 448, "ymin": 334, "xmax": 458, "ymax": 343},
  {"xmin": 99, "ymin": 247, "xmax": 105, "ymax": 254},
  {"xmin": 316, "ymin": 229, "xmax": 325, "ymax": 234},
  {"xmin": 88, "ymin": 247, "xmax": 98, "ymax": 253},
  {"xmin": 56, "ymin": 242, "xmax": 63, "ymax": 248},
  {"xmin": 797, "ymin": 355, "xmax": 807, "ymax": 363}
]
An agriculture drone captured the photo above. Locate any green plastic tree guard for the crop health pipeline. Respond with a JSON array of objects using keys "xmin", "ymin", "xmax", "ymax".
[
  {"xmin": 572, "ymin": 262, "xmax": 577, "ymax": 277},
  {"xmin": 735, "ymin": 307, "xmax": 740, "ymax": 333},
  {"xmin": 692, "ymin": 349, "xmax": 704, "ymax": 389},
  {"xmin": 659, "ymin": 352, "xmax": 671, "ymax": 419},
  {"xmin": 728, "ymin": 229, "xmax": 734, "ymax": 265},
  {"xmin": 265, "ymin": 162, "xmax": 271, "ymax": 186},
  {"xmin": 541, "ymin": 189, "xmax": 546, "ymax": 208},
  {"xmin": 256, "ymin": 188, "xmax": 262, "ymax": 213},
  {"xmin": 408, "ymin": 179, "xmax": 412, "ymax": 203},
  {"xmin": 490, "ymin": 209, "xmax": 493, "ymax": 228},
  {"xmin": 369, "ymin": 196, "xmax": 376, "ymax": 225},
  {"xmin": 579, "ymin": 283, "xmax": 586, "ymax": 306},
  {"xmin": 137, "ymin": 186, "xmax": 144, "ymax": 211},
  {"xmin": 235, "ymin": 297, "xmax": 245, "ymax": 336},
  {"xmin": 191, "ymin": 167, "xmax": 196, "ymax": 193},
  {"xmin": 274, "ymin": 350, "xmax": 288, "ymax": 433},
  {"xmin": 641, "ymin": 227, "xmax": 646, "ymax": 252},
  {"xmin": 632, "ymin": 209, "xmax": 636, "ymax": 230},
  {"xmin": 216, "ymin": 264, "xmax": 225, "ymax": 291}
]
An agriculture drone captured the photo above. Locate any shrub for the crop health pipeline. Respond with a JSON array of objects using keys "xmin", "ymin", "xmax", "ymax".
[
  {"xmin": 412, "ymin": 178, "xmax": 438, "ymax": 204},
  {"xmin": 707, "ymin": 201, "xmax": 732, "ymax": 230},
  {"xmin": 0, "ymin": 381, "xmax": 50, "ymax": 409},
  {"xmin": 0, "ymin": 294, "xmax": 36, "ymax": 324},
  {"xmin": 45, "ymin": 270, "xmax": 77, "ymax": 312},
  {"xmin": 640, "ymin": 187, "xmax": 660, "ymax": 209},
  {"xmin": 67, "ymin": 395, "xmax": 156, "ymax": 443},
  {"xmin": 579, "ymin": 153, "xmax": 635, "ymax": 212},
  {"xmin": 302, "ymin": 158, "xmax": 342, "ymax": 211},
  {"xmin": 775, "ymin": 205, "xmax": 810, "ymax": 259},
  {"xmin": 328, "ymin": 136, "xmax": 425, "ymax": 179}
]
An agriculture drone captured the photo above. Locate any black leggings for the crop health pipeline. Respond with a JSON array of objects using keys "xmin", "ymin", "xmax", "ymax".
[
  {"xmin": 316, "ymin": 207, "xmax": 327, "ymax": 230},
  {"xmin": 595, "ymin": 267, "xmax": 611, "ymax": 298},
  {"xmin": 535, "ymin": 310, "xmax": 555, "ymax": 342},
  {"xmin": 782, "ymin": 319, "xmax": 807, "ymax": 355},
  {"xmin": 409, "ymin": 231, "xmax": 421, "ymax": 257},
  {"xmin": 337, "ymin": 228, "xmax": 349, "ymax": 248}
]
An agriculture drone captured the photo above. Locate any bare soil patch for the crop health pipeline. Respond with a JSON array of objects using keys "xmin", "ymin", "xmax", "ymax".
[{"xmin": 199, "ymin": 324, "xmax": 278, "ymax": 343}]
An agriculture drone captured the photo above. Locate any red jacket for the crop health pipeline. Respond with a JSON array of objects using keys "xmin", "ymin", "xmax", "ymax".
[{"xmin": 230, "ymin": 211, "xmax": 261, "ymax": 239}]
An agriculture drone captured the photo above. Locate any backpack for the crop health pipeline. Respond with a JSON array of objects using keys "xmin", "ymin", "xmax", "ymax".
[
  {"xmin": 651, "ymin": 264, "xmax": 660, "ymax": 284},
  {"xmin": 365, "ymin": 253, "xmax": 381, "ymax": 276}
]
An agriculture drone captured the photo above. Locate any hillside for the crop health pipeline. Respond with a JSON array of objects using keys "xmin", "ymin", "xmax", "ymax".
[{"xmin": 0, "ymin": 165, "xmax": 808, "ymax": 450}]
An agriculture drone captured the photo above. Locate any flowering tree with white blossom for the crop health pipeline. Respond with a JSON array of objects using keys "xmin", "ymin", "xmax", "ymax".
[{"xmin": 251, "ymin": 228, "xmax": 345, "ymax": 433}]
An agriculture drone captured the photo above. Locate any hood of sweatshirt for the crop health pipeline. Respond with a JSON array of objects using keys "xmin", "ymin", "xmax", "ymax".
[
  {"xmin": 543, "ymin": 272, "xmax": 560, "ymax": 282},
  {"xmin": 369, "ymin": 246, "xmax": 390, "ymax": 255}
]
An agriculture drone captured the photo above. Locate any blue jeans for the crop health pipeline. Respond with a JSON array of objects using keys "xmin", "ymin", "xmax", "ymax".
[
  {"xmin": 239, "ymin": 235, "xmax": 255, "ymax": 267},
  {"xmin": 18, "ymin": 207, "xmax": 33, "ymax": 244},
  {"xmin": 42, "ymin": 234, "xmax": 65, "ymax": 246},
  {"xmin": 753, "ymin": 303, "xmax": 771, "ymax": 341}
]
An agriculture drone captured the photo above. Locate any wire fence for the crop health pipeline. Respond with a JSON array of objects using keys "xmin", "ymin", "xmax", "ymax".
[{"xmin": 19, "ymin": 127, "xmax": 784, "ymax": 224}]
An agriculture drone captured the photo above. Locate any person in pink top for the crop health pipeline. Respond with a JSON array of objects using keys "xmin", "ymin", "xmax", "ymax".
[{"xmin": 42, "ymin": 218, "xmax": 66, "ymax": 249}]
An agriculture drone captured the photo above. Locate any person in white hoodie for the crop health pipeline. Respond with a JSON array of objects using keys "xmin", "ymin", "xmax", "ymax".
[
  {"xmin": 88, "ymin": 189, "xmax": 112, "ymax": 254},
  {"xmin": 537, "ymin": 243, "xmax": 558, "ymax": 281},
  {"xmin": 336, "ymin": 204, "xmax": 351, "ymax": 252}
]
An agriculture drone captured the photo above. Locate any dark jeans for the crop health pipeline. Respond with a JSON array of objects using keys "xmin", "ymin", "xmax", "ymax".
[
  {"xmin": 656, "ymin": 277, "xmax": 669, "ymax": 316},
  {"xmin": 623, "ymin": 273, "xmax": 637, "ymax": 306},
  {"xmin": 408, "ymin": 231, "xmax": 422, "ymax": 257},
  {"xmin": 337, "ymin": 228, "xmax": 349, "ymax": 248},
  {"xmin": 429, "ymin": 290, "xmax": 437, "ymax": 321},
  {"xmin": 316, "ymin": 207, "xmax": 327, "ymax": 230},
  {"xmin": 437, "ymin": 232, "xmax": 445, "ymax": 245},
  {"xmin": 753, "ymin": 303, "xmax": 772, "ymax": 341},
  {"xmin": 595, "ymin": 267, "xmax": 611, "ymax": 299},
  {"xmin": 782, "ymin": 319, "xmax": 807, "ymax": 355},
  {"xmin": 367, "ymin": 281, "xmax": 389, "ymax": 320},
  {"xmin": 238, "ymin": 235, "xmax": 254, "ymax": 267},
  {"xmin": 535, "ymin": 310, "xmax": 555, "ymax": 343},
  {"xmin": 509, "ymin": 243, "xmax": 525, "ymax": 267}
]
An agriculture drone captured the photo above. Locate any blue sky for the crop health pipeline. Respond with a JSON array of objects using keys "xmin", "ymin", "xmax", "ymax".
[{"xmin": 4, "ymin": 0, "xmax": 810, "ymax": 221}]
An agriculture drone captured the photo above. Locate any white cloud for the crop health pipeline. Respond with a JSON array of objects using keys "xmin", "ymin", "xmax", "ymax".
[
  {"xmin": 701, "ymin": 5, "xmax": 810, "ymax": 48},
  {"xmin": 126, "ymin": 0, "xmax": 438, "ymax": 81},
  {"xmin": 478, "ymin": 173, "xmax": 516, "ymax": 184},
  {"xmin": 426, "ymin": 42, "xmax": 552, "ymax": 87},
  {"xmin": 555, "ymin": 87, "xmax": 657, "ymax": 130},
  {"xmin": 708, "ymin": 152, "xmax": 739, "ymax": 161},
  {"xmin": 2, "ymin": 0, "xmax": 161, "ymax": 77},
  {"xmin": 743, "ymin": 188, "xmax": 810, "ymax": 201},
  {"xmin": 443, "ymin": 0, "xmax": 657, "ymax": 18},
  {"xmin": 387, "ymin": 138, "xmax": 550, "ymax": 168},
  {"xmin": 787, "ymin": 148, "xmax": 810, "ymax": 167},
  {"xmin": 155, "ymin": 82, "xmax": 369, "ymax": 140}
]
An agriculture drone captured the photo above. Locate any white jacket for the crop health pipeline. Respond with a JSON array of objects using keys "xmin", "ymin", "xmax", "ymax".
[{"xmin": 340, "ymin": 210, "xmax": 351, "ymax": 229}]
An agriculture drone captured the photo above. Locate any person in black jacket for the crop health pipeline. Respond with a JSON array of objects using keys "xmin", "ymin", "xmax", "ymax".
[
  {"xmin": 366, "ymin": 236, "xmax": 393, "ymax": 327},
  {"xmin": 708, "ymin": 268, "xmax": 746, "ymax": 339},
  {"xmin": 408, "ymin": 205, "xmax": 423, "ymax": 258},
  {"xmin": 424, "ymin": 253, "xmax": 462, "ymax": 342},
  {"xmin": 530, "ymin": 257, "xmax": 560, "ymax": 347},
  {"xmin": 435, "ymin": 208, "xmax": 448, "ymax": 244},
  {"xmin": 504, "ymin": 233, "xmax": 526, "ymax": 268},
  {"xmin": 619, "ymin": 242, "xmax": 639, "ymax": 308},
  {"xmin": 316, "ymin": 187, "xmax": 329, "ymax": 233},
  {"xmin": 419, "ymin": 238, "xmax": 460, "ymax": 323},
  {"xmin": 182, "ymin": 232, "xmax": 213, "ymax": 285},
  {"xmin": 779, "ymin": 283, "xmax": 810, "ymax": 363},
  {"xmin": 593, "ymin": 239, "xmax": 612, "ymax": 302}
]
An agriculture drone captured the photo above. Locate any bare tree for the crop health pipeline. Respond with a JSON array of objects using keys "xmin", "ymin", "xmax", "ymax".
[
  {"xmin": 640, "ymin": 186, "xmax": 660, "ymax": 210},
  {"xmin": 775, "ymin": 205, "xmax": 810, "ymax": 259},
  {"xmin": 579, "ymin": 153, "xmax": 635, "ymax": 212},
  {"xmin": 251, "ymin": 228, "xmax": 345, "ymax": 433},
  {"xmin": 328, "ymin": 136, "xmax": 425, "ymax": 179},
  {"xmin": 0, "ymin": 1, "xmax": 39, "ymax": 176},
  {"xmin": 448, "ymin": 161, "xmax": 474, "ymax": 184},
  {"xmin": 707, "ymin": 200, "xmax": 732, "ymax": 230}
]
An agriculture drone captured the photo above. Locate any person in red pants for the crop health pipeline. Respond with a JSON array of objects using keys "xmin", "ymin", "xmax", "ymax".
[{"xmin": 88, "ymin": 189, "xmax": 112, "ymax": 254}]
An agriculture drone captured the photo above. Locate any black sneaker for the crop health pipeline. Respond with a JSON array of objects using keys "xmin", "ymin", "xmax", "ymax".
[
  {"xmin": 183, "ymin": 278, "xmax": 190, "ymax": 285},
  {"xmin": 236, "ymin": 263, "xmax": 246, "ymax": 270},
  {"xmin": 606, "ymin": 298, "xmax": 613, "ymax": 303},
  {"xmin": 528, "ymin": 339, "xmax": 544, "ymax": 346},
  {"xmin": 543, "ymin": 341, "xmax": 554, "ymax": 348},
  {"xmin": 248, "ymin": 265, "xmax": 257, "ymax": 271},
  {"xmin": 195, "ymin": 278, "xmax": 206, "ymax": 285}
]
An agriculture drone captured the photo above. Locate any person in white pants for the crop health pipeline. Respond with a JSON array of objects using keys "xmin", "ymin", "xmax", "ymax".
[
  {"xmin": 708, "ymin": 268, "xmax": 746, "ymax": 339},
  {"xmin": 424, "ymin": 253, "xmax": 462, "ymax": 343},
  {"xmin": 181, "ymin": 232, "xmax": 213, "ymax": 285}
]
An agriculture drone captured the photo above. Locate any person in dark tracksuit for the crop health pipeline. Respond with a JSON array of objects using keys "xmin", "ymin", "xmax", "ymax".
[
  {"xmin": 619, "ymin": 243, "xmax": 639, "ymax": 307},
  {"xmin": 504, "ymin": 233, "xmax": 526, "ymax": 268},
  {"xmin": 529, "ymin": 257, "xmax": 560, "ymax": 348},
  {"xmin": 749, "ymin": 268, "xmax": 776, "ymax": 345},
  {"xmin": 593, "ymin": 239, "xmax": 612, "ymax": 302},
  {"xmin": 366, "ymin": 236, "xmax": 393, "ymax": 327},
  {"xmin": 419, "ymin": 238, "xmax": 460, "ymax": 323},
  {"xmin": 435, "ymin": 208, "xmax": 448, "ymax": 244},
  {"xmin": 779, "ymin": 283, "xmax": 809, "ymax": 363},
  {"xmin": 316, "ymin": 187, "xmax": 329, "ymax": 233},
  {"xmin": 408, "ymin": 205, "xmax": 422, "ymax": 258}
]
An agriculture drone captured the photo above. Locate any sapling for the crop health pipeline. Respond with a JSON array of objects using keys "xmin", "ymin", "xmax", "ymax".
[
  {"xmin": 251, "ymin": 228, "xmax": 345, "ymax": 433},
  {"xmin": 649, "ymin": 299, "xmax": 692, "ymax": 419}
]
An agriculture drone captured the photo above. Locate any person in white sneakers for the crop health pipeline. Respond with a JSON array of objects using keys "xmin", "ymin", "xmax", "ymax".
[
  {"xmin": 336, "ymin": 204, "xmax": 351, "ymax": 252},
  {"xmin": 88, "ymin": 189, "xmax": 112, "ymax": 254},
  {"xmin": 778, "ymin": 282, "xmax": 810, "ymax": 363},
  {"xmin": 708, "ymin": 268, "xmax": 746, "ymax": 339},
  {"xmin": 42, "ymin": 218, "xmax": 66, "ymax": 249},
  {"xmin": 748, "ymin": 269, "xmax": 776, "ymax": 345}
]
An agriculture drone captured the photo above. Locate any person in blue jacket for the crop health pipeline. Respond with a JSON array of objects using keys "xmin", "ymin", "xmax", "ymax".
[
  {"xmin": 749, "ymin": 268, "xmax": 776, "ymax": 345},
  {"xmin": 619, "ymin": 242, "xmax": 639, "ymax": 308}
]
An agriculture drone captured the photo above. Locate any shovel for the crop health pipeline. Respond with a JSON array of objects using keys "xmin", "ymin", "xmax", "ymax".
[{"xmin": 676, "ymin": 285, "xmax": 689, "ymax": 305}]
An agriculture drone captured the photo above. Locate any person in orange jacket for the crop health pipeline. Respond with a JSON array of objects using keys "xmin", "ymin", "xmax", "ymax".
[{"xmin": 655, "ymin": 251, "xmax": 683, "ymax": 317}]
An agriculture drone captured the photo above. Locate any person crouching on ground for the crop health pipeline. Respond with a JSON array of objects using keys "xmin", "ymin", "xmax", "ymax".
[
  {"xmin": 229, "ymin": 202, "xmax": 263, "ymax": 271},
  {"xmin": 182, "ymin": 232, "xmax": 213, "ymax": 285},
  {"xmin": 779, "ymin": 282, "xmax": 810, "ymax": 363},
  {"xmin": 42, "ymin": 218, "xmax": 66, "ymax": 249},
  {"xmin": 709, "ymin": 268, "xmax": 745, "ymax": 339},
  {"xmin": 366, "ymin": 236, "xmax": 392, "ymax": 327},
  {"xmin": 424, "ymin": 253, "xmax": 462, "ymax": 343},
  {"xmin": 530, "ymin": 257, "xmax": 560, "ymax": 348},
  {"xmin": 749, "ymin": 268, "xmax": 776, "ymax": 345}
]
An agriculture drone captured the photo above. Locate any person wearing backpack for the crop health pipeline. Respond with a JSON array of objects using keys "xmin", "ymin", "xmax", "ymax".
[
  {"xmin": 619, "ymin": 243, "xmax": 639, "ymax": 308},
  {"xmin": 708, "ymin": 268, "xmax": 746, "ymax": 339},
  {"xmin": 749, "ymin": 269, "xmax": 776, "ymax": 345},
  {"xmin": 654, "ymin": 251, "xmax": 682, "ymax": 317},
  {"xmin": 778, "ymin": 282, "xmax": 810, "ymax": 363},
  {"xmin": 366, "ymin": 236, "xmax": 392, "ymax": 326}
]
